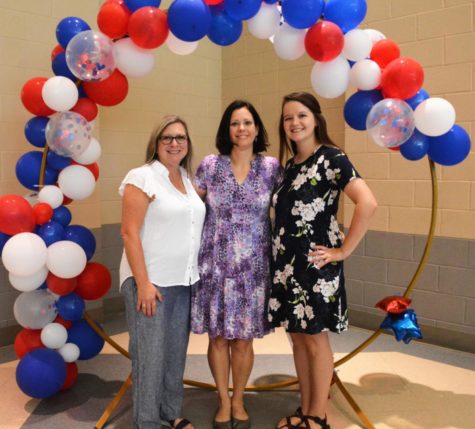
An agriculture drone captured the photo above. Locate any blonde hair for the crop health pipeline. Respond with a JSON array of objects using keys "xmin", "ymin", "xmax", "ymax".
[{"xmin": 145, "ymin": 115, "xmax": 193, "ymax": 174}]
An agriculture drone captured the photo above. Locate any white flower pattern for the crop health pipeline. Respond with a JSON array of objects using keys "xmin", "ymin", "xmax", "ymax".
[{"xmin": 269, "ymin": 146, "xmax": 359, "ymax": 334}]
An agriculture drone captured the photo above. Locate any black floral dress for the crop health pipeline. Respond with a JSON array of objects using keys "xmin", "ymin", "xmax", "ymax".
[{"xmin": 268, "ymin": 145, "xmax": 360, "ymax": 334}]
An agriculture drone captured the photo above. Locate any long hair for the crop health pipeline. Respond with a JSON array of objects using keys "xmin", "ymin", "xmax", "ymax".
[
  {"xmin": 145, "ymin": 115, "xmax": 193, "ymax": 174},
  {"xmin": 215, "ymin": 100, "xmax": 269, "ymax": 155},
  {"xmin": 278, "ymin": 92, "xmax": 338, "ymax": 165}
]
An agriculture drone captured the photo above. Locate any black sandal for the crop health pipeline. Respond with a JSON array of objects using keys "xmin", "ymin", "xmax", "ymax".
[
  {"xmin": 275, "ymin": 406, "xmax": 304, "ymax": 429},
  {"xmin": 168, "ymin": 418, "xmax": 192, "ymax": 429},
  {"xmin": 300, "ymin": 415, "xmax": 330, "ymax": 429}
]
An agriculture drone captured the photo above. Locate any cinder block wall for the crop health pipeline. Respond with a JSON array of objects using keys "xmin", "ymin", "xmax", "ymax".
[
  {"xmin": 1, "ymin": 1, "xmax": 474, "ymax": 352},
  {"xmin": 0, "ymin": 0, "xmax": 220, "ymax": 344}
]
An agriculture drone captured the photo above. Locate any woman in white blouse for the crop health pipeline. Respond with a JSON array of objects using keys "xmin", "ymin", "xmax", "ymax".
[{"xmin": 119, "ymin": 115, "xmax": 205, "ymax": 429}]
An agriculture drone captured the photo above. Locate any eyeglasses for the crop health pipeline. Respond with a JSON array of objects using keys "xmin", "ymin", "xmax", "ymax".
[{"xmin": 159, "ymin": 134, "xmax": 188, "ymax": 145}]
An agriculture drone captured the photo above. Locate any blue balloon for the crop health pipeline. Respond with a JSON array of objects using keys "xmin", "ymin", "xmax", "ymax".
[
  {"xmin": 16, "ymin": 348, "xmax": 66, "ymax": 398},
  {"xmin": 56, "ymin": 293, "xmax": 85, "ymax": 322},
  {"xmin": 344, "ymin": 90, "xmax": 383, "ymax": 131},
  {"xmin": 37, "ymin": 221, "xmax": 66, "ymax": 246},
  {"xmin": 405, "ymin": 89, "xmax": 429, "ymax": 110},
  {"xmin": 399, "ymin": 130, "xmax": 429, "ymax": 161},
  {"xmin": 124, "ymin": 0, "xmax": 161, "ymax": 12},
  {"xmin": 324, "ymin": 0, "xmax": 367, "ymax": 33},
  {"xmin": 208, "ymin": 7, "xmax": 243, "ymax": 46},
  {"xmin": 15, "ymin": 151, "xmax": 59, "ymax": 191},
  {"xmin": 224, "ymin": 0, "xmax": 261, "ymax": 21},
  {"xmin": 380, "ymin": 309, "xmax": 422, "ymax": 344},
  {"xmin": 168, "ymin": 0, "xmax": 212, "ymax": 42},
  {"xmin": 282, "ymin": 0, "xmax": 324, "ymax": 29},
  {"xmin": 428, "ymin": 125, "xmax": 471, "ymax": 166},
  {"xmin": 0, "ymin": 232, "xmax": 11, "ymax": 254},
  {"xmin": 52, "ymin": 206, "xmax": 72, "ymax": 226},
  {"xmin": 47, "ymin": 151, "xmax": 71, "ymax": 171},
  {"xmin": 52, "ymin": 51, "xmax": 76, "ymax": 82},
  {"xmin": 56, "ymin": 16, "xmax": 90, "ymax": 48},
  {"xmin": 264, "ymin": 0, "xmax": 278, "ymax": 3},
  {"xmin": 24, "ymin": 116, "xmax": 49, "ymax": 148},
  {"xmin": 67, "ymin": 319, "xmax": 105, "ymax": 360},
  {"xmin": 65, "ymin": 225, "xmax": 96, "ymax": 260}
]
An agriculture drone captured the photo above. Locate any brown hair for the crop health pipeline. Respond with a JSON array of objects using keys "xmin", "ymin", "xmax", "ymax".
[
  {"xmin": 278, "ymin": 92, "xmax": 338, "ymax": 165},
  {"xmin": 145, "ymin": 115, "xmax": 193, "ymax": 174}
]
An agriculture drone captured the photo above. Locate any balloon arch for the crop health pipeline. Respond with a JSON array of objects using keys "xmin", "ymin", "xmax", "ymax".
[{"xmin": 0, "ymin": 0, "xmax": 471, "ymax": 427}]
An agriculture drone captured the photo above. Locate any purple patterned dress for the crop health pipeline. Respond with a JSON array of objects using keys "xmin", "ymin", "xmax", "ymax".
[{"xmin": 191, "ymin": 154, "xmax": 282, "ymax": 340}]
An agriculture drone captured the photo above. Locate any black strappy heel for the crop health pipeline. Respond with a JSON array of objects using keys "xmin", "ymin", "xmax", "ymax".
[
  {"xmin": 275, "ymin": 406, "xmax": 304, "ymax": 429},
  {"xmin": 300, "ymin": 415, "xmax": 330, "ymax": 429}
]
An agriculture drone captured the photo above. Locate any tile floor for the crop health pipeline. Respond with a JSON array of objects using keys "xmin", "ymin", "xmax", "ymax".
[{"xmin": 1, "ymin": 322, "xmax": 474, "ymax": 429}]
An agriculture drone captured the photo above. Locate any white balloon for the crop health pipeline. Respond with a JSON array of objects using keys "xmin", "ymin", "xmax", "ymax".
[
  {"xmin": 38, "ymin": 185, "xmax": 64, "ymax": 209},
  {"xmin": 114, "ymin": 38, "xmax": 156, "ymax": 78},
  {"xmin": 342, "ymin": 29, "xmax": 372, "ymax": 62},
  {"xmin": 58, "ymin": 342, "xmax": 80, "ymax": 362},
  {"xmin": 166, "ymin": 32, "xmax": 199, "ymax": 56},
  {"xmin": 248, "ymin": 3, "xmax": 281, "ymax": 39},
  {"xmin": 71, "ymin": 137, "xmax": 102, "ymax": 165},
  {"xmin": 365, "ymin": 28, "xmax": 386, "ymax": 45},
  {"xmin": 42, "ymin": 76, "xmax": 79, "ymax": 112},
  {"xmin": 41, "ymin": 322, "xmax": 68, "ymax": 349},
  {"xmin": 414, "ymin": 97, "xmax": 456, "ymax": 137},
  {"xmin": 349, "ymin": 59, "xmax": 381, "ymax": 90},
  {"xmin": 311, "ymin": 55, "xmax": 350, "ymax": 99},
  {"xmin": 9, "ymin": 266, "xmax": 48, "ymax": 292},
  {"xmin": 273, "ymin": 23, "xmax": 306, "ymax": 61},
  {"xmin": 1, "ymin": 232, "xmax": 48, "ymax": 277},
  {"xmin": 58, "ymin": 165, "xmax": 96, "ymax": 200},
  {"xmin": 47, "ymin": 240, "xmax": 87, "ymax": 279},
  {"xmin": 13, "ymin": 289, "xmax": 57, "ymax": 329}
]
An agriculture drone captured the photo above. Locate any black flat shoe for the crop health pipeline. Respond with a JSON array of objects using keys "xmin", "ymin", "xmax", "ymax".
[
  {"xmin": 232, "ymin": 416, "xmax": 250, "ymax": 429},
  {"xmin": 168, "ymin": 418, "xmax": 193, "ymax": 429}
]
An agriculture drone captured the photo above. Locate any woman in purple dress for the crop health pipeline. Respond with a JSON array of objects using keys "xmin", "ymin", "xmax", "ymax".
[{"xmin": 191, "ymin": 100, "xmax": 281, "ymax": 429}]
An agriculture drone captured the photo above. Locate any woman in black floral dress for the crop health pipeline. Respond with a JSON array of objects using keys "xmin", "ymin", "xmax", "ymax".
[{"xmin": 269, "ymin": 92, "xmax": 377, "ymax": 429}]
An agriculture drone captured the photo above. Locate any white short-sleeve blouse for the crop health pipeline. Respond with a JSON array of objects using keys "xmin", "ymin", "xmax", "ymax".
[{"xmin": 119, "ymin": 160, "xmax": 205, "ymax": 287}]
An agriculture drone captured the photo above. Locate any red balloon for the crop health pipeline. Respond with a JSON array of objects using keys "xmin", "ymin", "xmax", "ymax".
[
  {"xmin": 305, "ymin": 21, "xmax": 344, "ymax": 62},
  {"xmin": 20, "ymin": 77, "xmax": 55, "ymax": 116},
  {"xmin": 375, "ymin": 295, "xmax": 412, "ymax": 314},
  {"xmin": 47, "ymin": 272, "xmax": 78, "ymax": 296},
  {"xmin": 70, "ymin": 97, "xmax": 98, "ymax": 122},
  {"xmin": 75, "ymin": 262, "xmax": 112, "ymax": 300},
  {"xmin": 33, "ymin": 203, "xmax": 53, "ymax": 225},
  {"xmin": 204, "ymin": 0, "xmax": 224, "ymax": 4},
  {"xmin": 128, "ymin": 7, "xmax": 169, "ymax": 49},
  {"xmin": 14, "ymin": 329, "xmax": 43, "ymax": 359},
  {"xmin": 97, "ymin": 2, "xmax": 130, "ymax": 39},
  {"xmin": 83, "ymin": 70, "xmax": 129, "ymax": 106},
  {"xmin": 381, "ymin": 57, "xmax": 424, "ymax": 100},
  {"xmin": 54, "ymin": 314, "xmax": 73, "ymax": 329},
  {"xmin": 61, "ymin": 362, "xmax": 78, "ymax": 391},
  {"xmin": 51, "ymin": 44, "xmax": 65, "ymax": 61},
  {"xmin": 0, "ymin": 194, "xmax": 36, "ymax": 235},
  {"xmin": 62, "ymin": 195, "xmax": 73, "ymax": 206},
  {"xmin": 370, "ymin": 39, "xmax": 400, "ymax": 69}
]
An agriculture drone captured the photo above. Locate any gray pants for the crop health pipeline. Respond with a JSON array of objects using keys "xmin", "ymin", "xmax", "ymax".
[{"xmin": 121, "ymin": 278, "xmax": 191, "ymax": 429}]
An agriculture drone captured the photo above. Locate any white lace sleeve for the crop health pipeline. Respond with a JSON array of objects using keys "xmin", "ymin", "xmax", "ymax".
[{"xmin": 118, "ymin": 166, "xmax": 156, "ymax": 199}]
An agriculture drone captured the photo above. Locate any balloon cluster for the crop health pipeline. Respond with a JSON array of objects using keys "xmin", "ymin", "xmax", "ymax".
[
  {"xmin": 376, "ymin": 296, "xmax": 422, "ymax": 344},
  {"xmin": 3, "ymin": 0, "xmax": 472, "ymax": 399}
]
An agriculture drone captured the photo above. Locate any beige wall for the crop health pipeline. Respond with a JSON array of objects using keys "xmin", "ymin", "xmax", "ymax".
[
  {"xmin": 344, "ymin": 0, "xmax": 475, "ymax": 239},
  {"xmin": 0, "ymin": 0, "xmax": 221, "ymax": 229}
]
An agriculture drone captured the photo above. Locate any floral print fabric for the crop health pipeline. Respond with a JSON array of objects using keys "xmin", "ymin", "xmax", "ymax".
[
  {"xmin": 191, "ymin": 154, "xmax": 282, "ymax": 340},
  {"xmin": 269, "ymin": 146, "xmax": 360, "ymax": 334}
]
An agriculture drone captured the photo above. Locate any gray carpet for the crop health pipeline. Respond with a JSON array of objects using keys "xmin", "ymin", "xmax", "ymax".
[{"xmin": 21, "ymin": 354, "xmax": 300, "ymax": 428}]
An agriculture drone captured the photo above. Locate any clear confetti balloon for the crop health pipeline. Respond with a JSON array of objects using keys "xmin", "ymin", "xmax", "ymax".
[
  {"xmin": 366, "ymin": 98, "xmax": 415, "ymax": 148},
  {"xmin": 66, "ymin": 30, "xmax": 116, "ymax": 81},
  {"xmin": 45, "ymin": 111, "xmax": 92, "ymax": 157}
]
